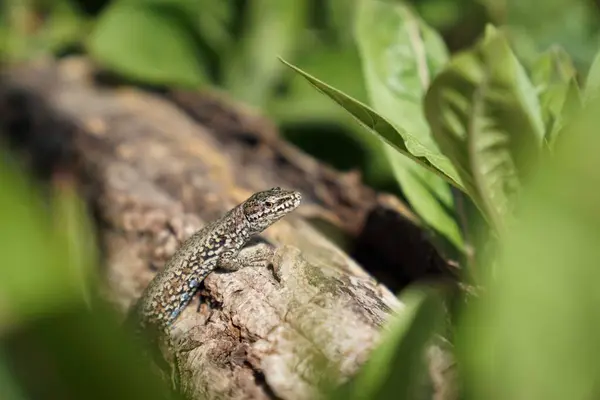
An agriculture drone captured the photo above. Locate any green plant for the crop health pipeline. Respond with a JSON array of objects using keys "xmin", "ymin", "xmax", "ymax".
[
  {"xmin": 283, "ymin": 0, "xmax": 586, "ymax": 253},
  {"xmin": 5, "ymin": 0, "xmax": 600, "ymax": 398},
  {"xmin": 282, "ymin": 0, "xmax": 600, "ymax": 398},
  {"xmin": 0, "ymin": 152, "xmax": 180, "ymax": 400},
  {"xmin": 3, "ymin": 0, "xmax": 600, "ymax": 254}
]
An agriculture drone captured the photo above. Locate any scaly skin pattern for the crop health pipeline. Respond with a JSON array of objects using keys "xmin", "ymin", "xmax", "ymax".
[{"xmin": 130, "ymin": 187, "xmax": 301, "ymax": 340}]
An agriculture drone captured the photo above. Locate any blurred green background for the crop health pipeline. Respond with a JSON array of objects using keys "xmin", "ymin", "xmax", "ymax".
[
  {"xmin": 2, "ymin": 0, "xmax": 599, "ymax": 226},
  {"xmin": 2, "ymin": 0, "xmax": 600, "ymax": 252},
  {"xmin": 4, "ymin": 1, "xmax": 600, "ymax": 399}
]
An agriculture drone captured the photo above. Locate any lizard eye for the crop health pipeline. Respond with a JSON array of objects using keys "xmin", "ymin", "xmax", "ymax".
[{"xmin": 265, "ymin": 201, "xmax": 274, "ymax": 208}]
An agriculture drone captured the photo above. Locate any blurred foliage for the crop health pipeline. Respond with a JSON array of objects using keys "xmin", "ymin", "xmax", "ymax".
[
  {"xmin": 354, "ymin": 1, "xmax": 463, "ymax": 250},
  {"xmin": 3, "ymin": 0, "xmax": 599, "ymax": 252},
  {"xmin": 0, "ymin": 151, "xmax": 180, "ymax": 399},
  {"xmin": 284, "ymin": 1, "xmax": 600, "ymax": 399},
  {"xmin": 329, "ymin": 284, "xmax": 447, "ymax": 400},
  {"xmin": 4, "ymin": 0, "xmax": 600, "ymax": 399},
  {"xmin": 457, "ymin": 94, "xmax": 600, "ymax": 400}
]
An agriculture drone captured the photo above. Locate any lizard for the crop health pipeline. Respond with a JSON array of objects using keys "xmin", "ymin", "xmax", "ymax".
[{"xmin": 128, "ymin": 187, "xmax": 301, "ymax": 385}]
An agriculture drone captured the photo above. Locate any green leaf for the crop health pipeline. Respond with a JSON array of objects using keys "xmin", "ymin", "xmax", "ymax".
[
  {"xmin": 500, "ymin": 0, "xmax": 600, "ymax": 71},
  {"xmin": 386, "ymin": 146, "xmax": 462, "ymax": 249},
  {"xmin": 326, "ymin": 0, "xmax": 359, "ymax": 46},
  {"xmin": 43, "ymin": 0, "xmax": 88, "ymax": 53},
  {"xmin": 530, "ymin": 46, "xmax": 577, "ymax": 86},
  {"xmin": 270, "ymin": 45, "xmax": 397, "ymax": 187},
  {"xmin": 3, "ymin": 303, "xmax": 179, "ymax": 400},
  {"xmin": 355, "ymin": 0, "xmax": 449, "ymax": 156},
  {"xmin": 88, "ymin": 3, "xmax": 206, "ymax": 87},
  {"xmin": 224, "ymin": 0, "xmax": 308, "ymax": 106},
  {"xmin": 194, "ymin": 0, "xmax": 233, "ymax": 52},
  {"xmin": 0, "ymin": 155, "xmax": 82, "ymax": 328},
  {"xmin": 457, "ymin": 95, "xmax": 600, "ymax": 400},
  {"xmin": 51, "ymin": 176, "xmax": 99, "ymax": 307},
  {"xmin": 354, "ymin": 0, "xmax": 462, "ymax": 249},
  {"xmin": 425, "ymin": 26, "xmax": 545, "ymax": 233},
  {"xmin": 583, "ymin": 48, "xmax": 600, "ymax": 103},
  {"xmin": 119, "ymin": 0, "xmax": 232, "ymax": 51},
  {"xmin": 280, "ymin": 58, "xmax": 464, "ymax": 190},
  {"xmin": 530, "ymin": 47, "xmax": 581, "ymax": 142},
  {"xmin": 547, "ymin": 77, "xmax": 582, "ymax": 146},
  {"xmin": 0, "ymin": 151, "xmax": 177, "ymax": 399},
  {"xmin": 334, "ymin": 284, "xmax": 445, "ymax": 400}
]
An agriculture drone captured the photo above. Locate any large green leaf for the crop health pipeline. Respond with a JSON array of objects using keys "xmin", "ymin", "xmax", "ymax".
[
  {"xmin": 354, "ymin": 0, "xmax": 462, "ymax": 249},
  {"xmin": 457, "ymin": 95, "xmax": 600, "ymax": 400},
  {"xmin": 224, "ymin": 0, "xmax": 308, "ymax": 106},
  {"xmin": 356, "ymin": 0, "xmax": 449, "ymax": 162},
  {"xmin": 331, "ymin": 284, "xmax": 446, "ymax": 400},
  {"xmin": 281, "ymin": 58, "xmax": 464, "ymax": 190},
  {"xmin": 425, "ymin": 26, "xmax": 545, "ymax": 233},
  {"xmin": 88, "ymin": 3, "xmax": 206, "ymax": 87}
]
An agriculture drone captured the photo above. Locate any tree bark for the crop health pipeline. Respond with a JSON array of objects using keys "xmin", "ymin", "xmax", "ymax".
[{"xmin": 1, "ymin": 57, "xmax": 457, "ymax": 400}]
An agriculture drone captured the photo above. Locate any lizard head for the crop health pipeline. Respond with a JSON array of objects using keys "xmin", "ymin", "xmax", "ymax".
[{"xmin": 242, "ymin": 187, "xmax": 302, "ymax": 233}]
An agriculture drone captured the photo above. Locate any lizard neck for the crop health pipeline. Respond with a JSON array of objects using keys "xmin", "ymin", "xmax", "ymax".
[{"xmin": 230, "ymin": 205, "xmax": 252, "ymax": 240}]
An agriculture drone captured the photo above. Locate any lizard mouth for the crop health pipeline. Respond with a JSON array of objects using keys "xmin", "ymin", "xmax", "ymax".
[
  {"xmin": 242, "ymin": 187, "xmax": 302, "ymax": 227},
  {"xmin": 269, "ymin": 191, "xmax": 302, "ymax": 218},
  {"xmin": 280, "ymin": 191, "xmax": 302, "ymax": 211}
]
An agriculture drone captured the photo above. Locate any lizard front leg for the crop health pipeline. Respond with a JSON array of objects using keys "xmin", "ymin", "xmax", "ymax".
[{"xmin": 217, "ymin": 243, "xmax": 275, "ymax": 271}]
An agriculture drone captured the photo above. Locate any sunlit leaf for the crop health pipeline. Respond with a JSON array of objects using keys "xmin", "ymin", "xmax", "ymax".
[
  {"xmin": 88, "ymin": 3, "xmax": 206, "ymax": 87},
  {"xmin": 270, "ymin": 45, "xmax": 397, "ymax": 187},
  {"xmin": 281, "ymin": 58, "xmax": 464, "ymax": 190},
  {"xmin": 425, "ymin": 26, "xmax": 545, "ymax": 233},
  {"xmin": 355, "ymin": 0, "xmax": 462, "ymax": 249}
]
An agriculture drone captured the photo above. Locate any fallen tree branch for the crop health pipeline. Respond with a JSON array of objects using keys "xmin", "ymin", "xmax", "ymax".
[{"xmin": 1, "ymin": 57, "xmax": 457, "ymax": 400}]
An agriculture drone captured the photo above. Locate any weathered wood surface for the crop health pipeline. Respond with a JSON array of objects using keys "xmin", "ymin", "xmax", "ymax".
[{"xmin": 1, "ymin": 57, "xmax": 457, "ymax": 400}]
